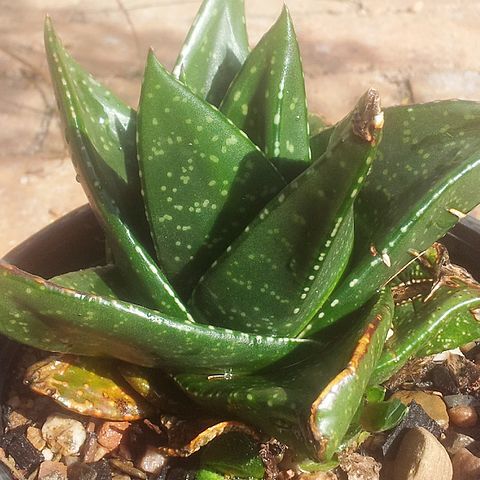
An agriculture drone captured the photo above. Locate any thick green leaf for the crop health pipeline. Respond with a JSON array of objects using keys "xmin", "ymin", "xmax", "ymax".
[
  {"xmin": 0, "ymin": 262, "xmax": 315, "ymax": 373},
  {"xmin": 296, "ymin": 459, "xmax": 339, "ymax": 474},
  {"xmin": 25, "ymin": 354, "xmax": 151, "ymax": 420},
  {"xmin": 371, "ymin": 250, "xmax": 480, "ymax": 384},
  {"xmin": 52, "ymin": 265, "xmax": 138, "ymax": 302},
  {"xmin": 196, "ymin": 470, "xmax": 224, "ymax": 480},
  {"xmin": 53, "ymin": 269, "xmax": 199, "ymax": 413},
  {"xmin": 138, "ymin": 52, "xmax": 286, "ymax": 298},
  {"xmin": 173, "ymin": 0, "xmax": 249, "ymax": 106},
  {"xmin": 192, "ymin": 89, "xmax": 383, "ymax": 337},
  {"xmin": 310, "ymin": 125, "xmax": 333, "ymax": 161},
  {"xmin": 220, "ymin": 7, "xmax": 310, "ymax": 181},
  {"xmin": 200, "ymin": 433, "xmax": 264, "ymax": 479},
  {"xmin": 45, "ymin": 18, "xmax": 140, "ymax": 230},
  {"xmin": 360, "ymin": 398, "xmax": 407, "ymax": 432},
  {"xmin": 176, "ymin": 290, "xmax": 393, "ymax": 460},
  {"xmin": 305, "ymin": 101, "xmax": 480, "ymax": 336},
  {"xmin": 365, "ymin": 385, "xmax": 386, "ymax": 403},
  {"xmin": 309, "ymin": 291, "xmax": 392, "ymax": 460},
  {"xmin": 44, "ymin": 19, "xmax": 189, "ymax": 318}
]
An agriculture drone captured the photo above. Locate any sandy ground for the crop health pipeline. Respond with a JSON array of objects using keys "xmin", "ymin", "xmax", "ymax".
[{"xmin": 1, "ymin": 0, "xmax": 480, "ymax": 256}]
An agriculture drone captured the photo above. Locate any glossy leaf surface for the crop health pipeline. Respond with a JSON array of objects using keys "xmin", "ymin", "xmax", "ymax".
[
  {"xmin": 138, "ymin": 52, "xmax": 286, "ymax": 298},
  {"xmin": 192, "ymin": 90, "xmax": 382, "ymax": 336},
  {"xmin": 221, "ymin": 7, "xmax": 310, "ymax": 180},
  {"xmin": 0, "ymin": 262, "xmax": 316, "ymax": 373},
  {"xmin": 200, "ymin": 432, "xmax": 264, "ymax": 479},
  {"xmin": 45, "ymin": 20, "xmax": 189, "ymax": 318},
  {"xmin": 296, "ymin": 458, "xmax": 339, "ymax": 473},
  {"xmin": 372, "ymin": 251, "xmax": 480, "ymax": 384},
  {"xmin": 196, "ymin": 470, "xmax": 223, "ymax": 480},
  {"xmin": 52, "ymin": 265, "xmax": 139, "ymax": 303},
  {"xmin": 25, "ymin": 355, "xmax": 150, "ymax": 420},
  {"xmin": 306, "ymin": 101, "xmax": 480, "ymax": 335},
  {"xmin": 310, "ymin": 125, "xmax": 333, "ymax": 161},
  {"xmin": 173, "ymin": 0, "xmax": 249, "ymax": 107},
  {"xmin": 360, "ymin": 398, "xmax": 407, "ymax": 432},
  {"xmin": 176, "ymin": 290, "xmax": 393, "ymax": 460}
]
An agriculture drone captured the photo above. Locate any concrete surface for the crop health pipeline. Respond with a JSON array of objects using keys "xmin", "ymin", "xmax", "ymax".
[{"xmin": 1, "ymin": 0, "xmax": 480, "ymax": 255}]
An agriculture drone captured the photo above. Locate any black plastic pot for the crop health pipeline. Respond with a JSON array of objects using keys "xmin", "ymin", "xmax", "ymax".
[
  {"xmin": 0, "ymin": 206, "xmax": 479, "ymax": 475},
  {"xmin": 0, "ymin": 206, "xmax": 105, "ymax": 441}
]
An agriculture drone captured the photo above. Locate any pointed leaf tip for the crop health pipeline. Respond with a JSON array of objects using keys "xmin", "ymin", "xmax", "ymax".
[
  {"xmin": 43, "ymin": 28, "xmax": 192, "ymax": 316},
  {"xmin": 197, "ymin": 90, "xmax": 382, "ymax": 336},
  {"xmin": 308, "ymin": 100, "xmax": 480, "ymax": 335},
  {"xmin": 220, "ymin": 1, "xmax": 309, "ymax": 180},
  {"xmin": 352, "ymin": 88, "xmax": 383, "ymax": 143},
  {"xmin": 138, "ymin": 51, "xmax": 285, "ymax": 297},
  {"xmin": 173, "ymin": 0, "xmax": 249, "ymax": 106}
]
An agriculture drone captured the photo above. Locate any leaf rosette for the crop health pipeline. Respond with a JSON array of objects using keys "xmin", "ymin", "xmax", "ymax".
[{"xmin": 1, "ymin": 0, "xmax": 480, "ymax": 466}]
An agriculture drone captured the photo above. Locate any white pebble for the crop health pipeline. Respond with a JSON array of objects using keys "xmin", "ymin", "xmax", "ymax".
[{"xmin": 42, "ymin": 413, "xmax": 87, "ymax": 456}]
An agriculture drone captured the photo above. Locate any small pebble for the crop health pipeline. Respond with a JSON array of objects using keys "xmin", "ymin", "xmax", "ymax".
[
  {"xmin": 6, "ymin": 409, "xmax": 30, "ymax": 429},
  {"xmin": 38, "ymin": 461, "xmax": 67, "ymax": 480},
  {"xmin": 444, "ymin": 394, "xmax": 479, "ymax": 409},
  {"xmin": 91, "ymin": 460, "xmax": 112, "ymax": 480},
  {"xmin": 97, "ymin": 421, "xmax": 130, "ymax": 452},
  {"xmin": 452, "ymin": 447, "xmax": 480, "ymax": 480},
  {"xmin": 393, "ymin": 427, "xmax": 452, "ymax": 480},
  {"xmin": 27, "ymin": 426, "xmax": 46, "ymax": 451},
  {"xmin": 64, "ymin": 456, "xmax": 81, "ymax": 467},
  {"xmin": 67, "ymin": 462, "xmax": 98, "ymax": 480},
  {"xmin": 2, "ymin": 427, "xmax": 43, "ymax": 473},
  {"xmin": 42, "ymin": 414, "xmax": 87, "ymax": 456},
  {"xmin": 82, "ymin": 431, "xmax": 98, "ymax": 464},
  {"xmin": 338, "ymin": 452, "xmax": 380, "ymax": 480},
  {"xmin": 442, "ymin": 431, "xmax": 477, "ymax": 456},
  {"xmin": 448, "ymin": 405, "xmax": 478, "ymax": 428},
  {"xmin": 110, "ymin": 458, "xmax": 147, "ymax": 480},
  {"xmin": 460, "ymin": 341, "xmax": 478, "ymax": 357},
  {"xmin": 297, "ymin": 472, "xmax": 337, "ymax": 480},
  {"xmin": 278, "ymin": 469, "xmax": 297, "ymax": 480},
  {"xmin": 391, "ymin": 391, "xmax": 449, "ymax": 428},
  {"xmin": 136, "ymin": 445, "xmax": 167, "ymax": 474},
  {"xmin": 42, "ymin": 447, "xmax": 54, "ymax": 461},
  {"xmin": 93, "ymin": 445, "xmax": 110, "ymax": 462}
]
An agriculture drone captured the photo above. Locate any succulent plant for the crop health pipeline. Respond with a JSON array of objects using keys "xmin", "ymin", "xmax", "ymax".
[{"xmin": 2, "ymin": 0, "xmax": 480, "ymax": 469}]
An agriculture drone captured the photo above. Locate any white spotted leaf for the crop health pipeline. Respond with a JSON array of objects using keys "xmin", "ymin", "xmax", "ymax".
[
  {"xmin": 310, "ymin": 124, "xmax": 333, "ymax": 161},
  {"xmin": 305, "ymin": 101, "xmax": 480, "ymax": 336},
  {"xmin": 173, "ymin": 0, "xmax": 249, "ymax": 107},
  {"xmin": 138, "ymin": 52, "xmax": 286, "ymax": 299},
  {"xmin": 371, "ymin": 246, "xmax": 480, "ymax": 384},
  {"xmin": 25, "ymin": 355, "xmax": 152, "ymax": 420},
  {"xmin": 51, "ymin": 265, "xmax": 144, "ymax": 303},
  {"xmin": 45, "ymin": 19, "xmax": 189, "ymax": 318},
  {"xmin": 176, "ymin": 290, "xmax": 393, "ymax": 460},
  {"xmin": 0, "ymin": 261, "xmax": 315, "ymax": 374},
  {"xmin": 192, "ymin": 90, "xmax": 383, "ymax": 337},
  {"xmin": 221, "ymin": 7, "xmax": 310, "ymax": 181}
]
